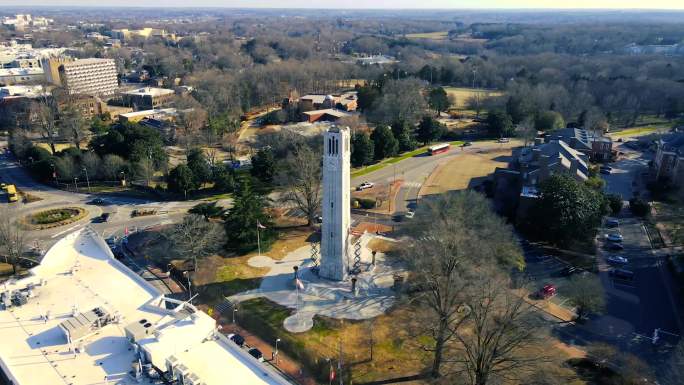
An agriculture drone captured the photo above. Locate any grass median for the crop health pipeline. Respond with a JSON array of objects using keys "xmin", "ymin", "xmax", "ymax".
[{"xmin": 351, "ymin": 141, "xmax": 463, "ymax": 178}]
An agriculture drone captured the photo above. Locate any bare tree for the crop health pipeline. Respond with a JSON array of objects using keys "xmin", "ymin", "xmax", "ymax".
[
  {"xmin": 454, "ymin": 273, "xmax": 547, "ymax": 385},
  {"xmin": 59, "ymin": 105, "xmax": 89, "ymax": 150},
  {"xmin": 564, "ymin": 274, "xmax": 606, "ymax": 321},
  {"xmin": 0, "ymin": 207, "xmax": 28, "ymax": 275},
  {"xmin": 164, "ymin": 214, "xmax": 223, "ymax": 272},
  {"xmin": 281, "ymin": 144, "xmax": 321, "ymax": 226},
  {"xmin": 31, "ymin": 95, "xmax": 60, "ymax": 155},
  {"xmin": 400, "ymin": 191, "xmax": 524, "ymax": 378}
]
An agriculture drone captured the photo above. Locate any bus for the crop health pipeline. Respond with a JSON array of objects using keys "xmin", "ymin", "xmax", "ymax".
[
  {"xmin": 6, "ymin": 184, "xmax": 18, "ymax": 203},
  {"xmin": 428, "ymin": 143, "xmax": 450, "ymax": 155}
]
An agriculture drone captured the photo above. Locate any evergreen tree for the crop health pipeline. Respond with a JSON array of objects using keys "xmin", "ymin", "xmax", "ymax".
[
  {"xmin": 250, "ymin": 147, "xmax": 276, "ymax": 183},
  {"xmin": 351, "ymin": 132, "xmax": 374, "ymax": 167},
  {"xmin": 167, "ymin": 164, "xmax": 196, "ymax": 199},
  {"xmin": 224, "ymin": 177, "xmax": 276, "ymax": 253},
  {"xmin": 416, "ymin": 116, "xmax": 444, "ymax": 145},
  {"xmin": 370, "ymin": 125, "xmax": 399, "ymax": 160},
  {"xmin": 428, "ymin": 87, "xmax": 450, "ymax": 115},
  {"xmin": 187, "ymin": 148, "xmax": 211, "ymax": 187},
  {"xmin": 391, "ymin": 120, "xmax": 417, "ymax": 152},
  {"xmin": 212, "ymin": 163, "xmax": 235, "ymax": 192},
  {"xmin": 486, "ymin": 110, "xmax": 514, "ymax": 137}
]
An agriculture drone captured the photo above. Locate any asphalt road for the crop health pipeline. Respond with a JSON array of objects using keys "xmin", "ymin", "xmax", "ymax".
[
  {"xmin": 351, "ymin": 140, "xmax": 519, "ymax": 215},
  {"xmin": 587, "ymin": 145, "xmax": 682, "ymax": 361},
  {"xmin": 0, "ymin": 142, "xmax": 229, "ymax": 251}
]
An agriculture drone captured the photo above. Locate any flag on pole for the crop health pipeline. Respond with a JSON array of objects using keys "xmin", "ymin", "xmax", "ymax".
[
  {"xmin": 257, "ymin": 221, "xmax": 266, "ymax": 229},
  {"xmin": 295, "ymin": 278, "xmax": 305, "ymax": 290},
  {"xmin": 124, "ymin": 227, "xmax": 129, "ymax": 236},
  {"xmin": 329, "ymin": 368, "xmax": 336, "ymax": 381}
]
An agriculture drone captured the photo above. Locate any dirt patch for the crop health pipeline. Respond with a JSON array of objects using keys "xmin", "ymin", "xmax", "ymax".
[
  {"xmin": 366, "ymin": 237, "xmax": 397, "ymax": 253},
  {"xmin": 419, "ymin": 147, "xmax": 512, "ymax": 196}
]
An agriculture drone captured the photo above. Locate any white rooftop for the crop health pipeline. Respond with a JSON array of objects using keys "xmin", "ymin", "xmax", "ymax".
[
  {"xmin": 122, "ymin": 87, "xmax": 175, "ymax": 97},
  {"xmin": 0, "ymin": 228, "xmax": 293, "ymax": 385}
]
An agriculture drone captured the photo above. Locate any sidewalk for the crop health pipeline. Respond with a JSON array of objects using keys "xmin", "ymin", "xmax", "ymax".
[{"xmin": 219, "ymin": 321, "xmax": 317, "ymax": 385}]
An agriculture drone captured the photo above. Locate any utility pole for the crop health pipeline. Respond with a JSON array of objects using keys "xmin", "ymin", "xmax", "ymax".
[{"xmin": 82, "ymin": 167, "xmax": 91, "ymax": 192}]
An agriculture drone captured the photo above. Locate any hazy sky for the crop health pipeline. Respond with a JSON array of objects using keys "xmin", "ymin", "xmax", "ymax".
[{"xmin": 5, "ymin": 0, "xmax": 684, "ymax": 9}]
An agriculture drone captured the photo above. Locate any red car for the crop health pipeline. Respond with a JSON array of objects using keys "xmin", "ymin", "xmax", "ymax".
[{"xmin": 537, "ymin": 284, "xmax": 556, "ymax": 299}]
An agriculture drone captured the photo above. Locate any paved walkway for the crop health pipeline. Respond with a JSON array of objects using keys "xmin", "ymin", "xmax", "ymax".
[
  {"xmin": 228, "ymin": 233, "xmax": 405, "ymax": 332},
  {"xmin": 219, "ymin": 322, "xmax": 317, "ymax": 385}
]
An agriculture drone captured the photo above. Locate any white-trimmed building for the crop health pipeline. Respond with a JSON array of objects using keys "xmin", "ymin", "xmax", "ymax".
[
  {"xmin": 58, "ymin": 58, "xmax": 119, "ymax": 97},
  {"xmin": 0, "ymin": 228, "xmax": 294, "ymax": 385}
]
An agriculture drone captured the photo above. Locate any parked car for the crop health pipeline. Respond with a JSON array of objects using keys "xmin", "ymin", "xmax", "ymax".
[
  {"xmin": 600, "ymin": 168, "xmax": 611, "ymax": 175},
  {"xmin": 315, "ymin": 215, "xmax": 323, "ymax": 224},
  {"xmin": 606, "ymin": 233, "xmax": 624, "ymax": 242},
  {"xmin": 497, "ymin": 137, "xmax": 510, "ymax": 143},
  {"xmin": 536, "ymin": 284, "xmax": 557, "ymax": 299},
  {"xmin": 228, "ymin": 333, "xmax": 245, "ymax": 347},
  {"xmin": 559, "ymin": 266, "xmax": 580, "ymax": 277},
  {"xmin": 392, "ymin": 214, "xmax": 404, "ymax": 222},
  {"xmin": 607, "ymin": 255, "xmax": 629, "ymax": 265},
  {"xmin": 600, "ymin": 165, "xmax": 613, "ymax": 171},
  {"xmin": 606, "ymin": 242, "xmax": 625, "ymax": 251},
  {"xmin": 462, "ymin": 141, "xmax": 473, "ymax": 147},
  {"xmin": 248, "ymin": 347, "xmax": 264, "ymax": 362},
  {"xmin": 356, "ymin": 182, "xmax": 374, "ymax": 191},
  {"xmin": 88, "ymin": 198, "xmax": 108, "ymax": 205},
  {"xmin": 609, "ymin": 268, "xmax": 635, "ymax": 280},
  {"xmin": 404, "ymin": 210, "xmax": 415, "ymax": 219},
  {"xmin": 606, "ymin": 219, "xmax": 620, "ymax": 228}
]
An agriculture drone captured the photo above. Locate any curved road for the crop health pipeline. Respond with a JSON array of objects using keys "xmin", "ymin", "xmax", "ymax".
[{"xmin": 0, "ymin": 142, "xmax": 231, "ymax": 250}]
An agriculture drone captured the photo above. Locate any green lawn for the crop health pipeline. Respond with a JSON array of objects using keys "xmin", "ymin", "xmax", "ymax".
[
  {"xmin": 351, "ymin": 141, "xmax": 463, "ymax": 178},
  {"xmin": 608, "ymin": 126, "xmax": 661, "ymax": 138}
]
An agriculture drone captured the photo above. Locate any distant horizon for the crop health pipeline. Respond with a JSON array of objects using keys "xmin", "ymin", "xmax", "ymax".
[{"xmin": 3, "ymin": 0, "xmax": 684, "ymax": 11}]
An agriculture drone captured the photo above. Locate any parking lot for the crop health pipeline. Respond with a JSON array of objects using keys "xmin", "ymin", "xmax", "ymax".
[{"xmin": 518, "ymin": 239, "xmax": 583, "ymax": 319}]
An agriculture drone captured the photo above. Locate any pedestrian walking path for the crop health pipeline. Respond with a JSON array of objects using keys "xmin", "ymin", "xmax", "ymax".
[{"xmin": 227, "ymin": 233, "xmax": 405, "ymax": 332}]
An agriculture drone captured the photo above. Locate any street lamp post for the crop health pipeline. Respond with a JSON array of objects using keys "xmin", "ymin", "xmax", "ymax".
[
  {"xmin": 275, "ymin": 338, "xmax": 281, "ymax": 365},
  {"xmin": 183, "ymin": 271, "xmax": 192, "ymax": 302},
  {"xmin": 73, "ymin": 177, "xmax": 79, "ymax": 192},
  {"xmin": 82, "ymin": 167, "xmax": 91, "ymax": 193},
  {"xmin": 232, "ymin": 306, "xmax": 238, "ymax": 324},
  {"xmin": 50, "ymin": 163, "xmax": 57, "ymax": 186},
  {"xmin": 119, "ymin": 171, "xmax": 126, "ymax": 190}
]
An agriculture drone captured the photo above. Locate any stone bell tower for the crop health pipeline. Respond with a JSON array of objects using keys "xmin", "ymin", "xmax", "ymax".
[{"xmin": 319, "ymin": 126, "xmax": 351, "ymax": 281}]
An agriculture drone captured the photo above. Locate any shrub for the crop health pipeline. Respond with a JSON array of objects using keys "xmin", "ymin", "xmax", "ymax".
[
  {"xmin": 629, "ymin": 197, "xmax": 650, "ymax": 217},
  {"xmin": 357, "ymin": 197, "xmax": 377, "ymax": 209},
  {"xmin": 606, "ymin": 194, "xmax": 623, "ymax": 215}
]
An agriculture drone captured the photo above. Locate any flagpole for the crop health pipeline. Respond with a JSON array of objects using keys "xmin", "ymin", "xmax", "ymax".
[{"xmin": 257, "ymin": 221, "xmax": 261, "ymax": 256}]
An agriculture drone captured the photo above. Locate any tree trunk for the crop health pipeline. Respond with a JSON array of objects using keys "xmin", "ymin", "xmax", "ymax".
[{"xmin": 431, "ymin": 320, "xmax": 448, "ymax": 378}]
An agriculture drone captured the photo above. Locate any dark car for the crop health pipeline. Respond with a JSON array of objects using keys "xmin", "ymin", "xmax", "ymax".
[
  {"xmin": 600, "ymin": 168, "xmax": 611, "ymax": 175},
  {"xmin": 89, "ymin": 198, "xmax": 108, "ymax": 205},
  {"xmin": 228, "ymin": 333, "xmax": 245, "ymax": 347},
  {"xmin": 606, "ymin": 219, "xmax": 619, "ymax": 228},
  {"xmin": 606, "ymin": 242, "xmax": 624, "ymax": 251},
  {"xmin": 93, "ymin": 213, "xmax": 110, "ymax": 223},
  {"xmin": 393, "ymin": 214, "xmax": 404, "ymax": 222},
  {"xmin": 558, "ymin": 266, "xmax": 580, "ymax": 277},
  {"xmin": 609, "ymin": 268, "xmax": 635, "ymax": 280},
  {"xmin": 248, "ymin": 347, "xmax": 264, "ymax": 362},
  {"xmin": 462, "ymin": 141, "xmax": 473, "ymax": 147}
]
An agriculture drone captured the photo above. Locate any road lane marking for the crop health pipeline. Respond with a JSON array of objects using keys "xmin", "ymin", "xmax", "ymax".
[{"xmin": 50, "ymin": 223, "xmax": 86, "ymax": 238}]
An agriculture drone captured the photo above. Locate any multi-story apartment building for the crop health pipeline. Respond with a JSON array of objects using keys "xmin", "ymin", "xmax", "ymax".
[
  {"xmin": 653, "ymin": 133, "xmax": 684, "ymax": 186},
  {"xmin": 53, "ymin": 58, "xmax": 118, "ymax": 97}
]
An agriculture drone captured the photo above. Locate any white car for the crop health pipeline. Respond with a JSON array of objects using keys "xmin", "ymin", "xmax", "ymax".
[
  {"xmin": 497, "ymin": 137, "xmax": 510, "ymax": 143},
  {"xmin": 606, "ymin": 255, "xmax": 629, "ymax": 265},
  {"xmin": 404, "ymin": 211, "xmax": 415, "ymax": 219},
  {"xmin": 606, "ymin": 233, "xmax": 623, "ymax": 242},
  {"xmin": 356, "ymin": 182, "xmax": 374, "ymax": 191}
]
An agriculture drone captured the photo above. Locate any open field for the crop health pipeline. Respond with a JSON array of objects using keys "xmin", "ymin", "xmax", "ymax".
[
  {"xmin": 404, "ymin": 31, "xmax": 449, "ymax": 40},
  {"xmin": 608, "ymin": 125, "xmax": 666, "ymax": 139},
  {"xmin": 419, "ymin": 145, "xmax": 515, "ymax": 196},
  {"xmin": 444, "ymin": 87, "xmax": 504, "ymax": 109}
]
